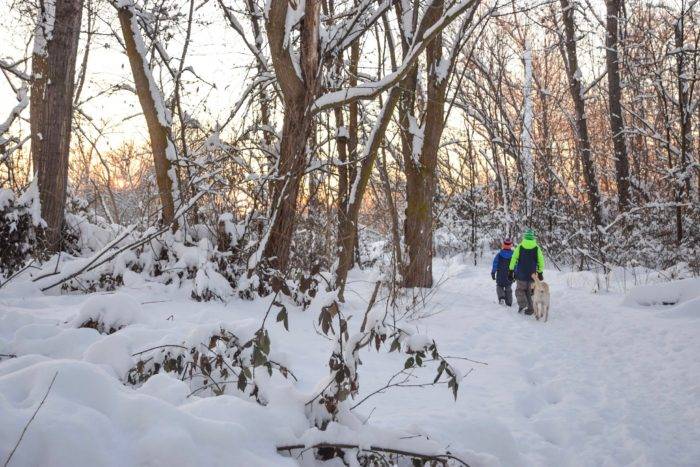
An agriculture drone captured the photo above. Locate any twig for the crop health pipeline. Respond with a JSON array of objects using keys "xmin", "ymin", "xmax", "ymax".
[
  {"xmin": 442, "ymin": 355, "xmax": 488, "ymax": 366},
  {"xmin": 360, "ymin": 281, "xmax": 381, "ymax": 333},
  {"xmin": 131, "ymin": 344, "xmax": 189, "ymax": 357},
  {"xmin": 4, "ymin": 372, "xmax": 59, "ymax": 467},
  {"xmin": 0, "ymin": 259, "xmax": 36, "ymax": 290},
  {"xmin": 350, "ymin": 371, "xmax": 448, "ymax": 411}
]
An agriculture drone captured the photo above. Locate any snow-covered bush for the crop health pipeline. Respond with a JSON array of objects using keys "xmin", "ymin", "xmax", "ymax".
[
  {"xmin": 52, "ymin": 229, "xmax": 237, "ymax": 299},
  {"xmin": 63, "ymin": 193, "xmax": 120, "ymax": 255},
  {"xmin": 310, "ymin": 289, "xmax": 461, "ymax": 431},
  {"xmin": 70, "ymin": 293, "xmax": 147, "ymax": 334},
  {"xmin": 623, "ymin": 277, "xmax": 700, "ymax": 307},
  {"xmin": 291, "ymin": 208, "xmax": 335, "ymax": 273},
  {"xmin": 126, "ymin": 325, "xmax": 292, "ymax": 400},
  {"xmin": 435, "ymin": 188, "xmax": 499, "ymax": 259},
  {"xmin": 0, "ymin": 182, "xmax": 45, "ymax": 276}
]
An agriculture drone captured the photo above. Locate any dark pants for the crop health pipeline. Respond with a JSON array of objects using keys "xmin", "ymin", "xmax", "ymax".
[
  {"xmin": 497, "ymin": 284, "xmax": 513, "ymax": 306},
  {"xmin": 515, "ymin": 280, "xmax": 533, "ymax": 311}
]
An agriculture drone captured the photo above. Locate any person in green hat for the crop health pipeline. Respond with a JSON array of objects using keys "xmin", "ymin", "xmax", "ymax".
[{"xmin": 508, "ymin": 229, "xmax": 545, "ymax": 314}]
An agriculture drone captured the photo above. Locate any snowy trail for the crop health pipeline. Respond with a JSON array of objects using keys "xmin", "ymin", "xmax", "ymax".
[
  {"xmin": 0, "ymin": 257, "xmax": 698, "ymax": 466},
  {"xmin": 357, "ymin": 260, "xmax": 700, "ymax": 467}
]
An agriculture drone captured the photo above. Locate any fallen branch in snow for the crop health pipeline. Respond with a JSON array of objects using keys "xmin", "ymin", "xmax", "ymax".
[
  {"xmin": 276, "ymin": 442, "xmax": 471, "ymax": 466},
  {"xmin": 37, "ymin": 226, "xmax": 136, "ymax": 291},
  {"xmin": 4, "ymin": 372, "xmax": 59, "ymax": 467},
  {"xmin": 0, "ymin": 259, "xmax": 37, "ymax": 290},
  {"xmin": 35, "ymin": 187, "xmax": 209, "ymax": 292}
]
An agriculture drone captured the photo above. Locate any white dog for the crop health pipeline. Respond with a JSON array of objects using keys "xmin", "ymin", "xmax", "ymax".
[{"xmin": 531, "ymin": 273, "xmax": 550, "ymax": 322}]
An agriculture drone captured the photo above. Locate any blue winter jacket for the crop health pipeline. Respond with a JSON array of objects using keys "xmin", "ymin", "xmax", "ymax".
[{"xmin": 491, "ymin": 249, "xmax": 514, "ymax": 287}]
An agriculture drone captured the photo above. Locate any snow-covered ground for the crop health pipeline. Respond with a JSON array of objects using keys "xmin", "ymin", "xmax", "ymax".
[{"xmin": 1, "ymin": 256, "xmax": 699, "ymax": 466}]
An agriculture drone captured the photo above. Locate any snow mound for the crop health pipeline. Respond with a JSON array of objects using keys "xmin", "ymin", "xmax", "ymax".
[
  {"xmin": 70, "ymin": 293, "xmax": 149, "ymax": 334},
  {"xmin": 83, "ymin": 334, "xmax": 135, "ymax": 379},
  {"xmin": 623, "ymin": 278, "xmax": 700, "ymax": 307},
  {"xmin": 137, "ymin": 372, "xmax": 191, "ymax": 406},
  {"xmin": 0, "ymin": 359, "xmax": 299, "ymax": 467}
]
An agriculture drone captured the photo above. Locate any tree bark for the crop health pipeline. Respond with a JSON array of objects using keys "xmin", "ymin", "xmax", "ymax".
[
  {"xmin": 117, "ymin": 5, "xmax": 177, "ymax": 226},
  {"xmin": 605, "ymin": 0, "xmax": 631, "ymax": 211},
  {"xmin": 30, "ymin": 0, "xmax": 84, "ymax": 252}
]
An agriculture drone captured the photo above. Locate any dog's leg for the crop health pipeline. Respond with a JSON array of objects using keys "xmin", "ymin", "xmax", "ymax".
[{"xmin": 544, "ymin": 304, "xmax": 549, "ymax": 322}]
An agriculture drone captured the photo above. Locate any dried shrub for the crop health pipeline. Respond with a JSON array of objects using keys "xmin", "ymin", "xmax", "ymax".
[
  {"xmin": 78, "ymin": 318, "xmax": 124, "ymax": 335},
  {"xmin": 126, "ymin": 326, "xmax": 292, "ymax": 401}
]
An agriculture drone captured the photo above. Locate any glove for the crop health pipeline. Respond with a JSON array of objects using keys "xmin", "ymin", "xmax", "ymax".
[
  {"xmin": 537, "ymin": 272, "xmax": 544, "ymax": 281},
  {"xmin": 508, "ymin": 270, "xmax": 514, "ymax": 282},
  {"xmin": 491, "ymin": 272, "xmax": 496, "ymax": 281}
]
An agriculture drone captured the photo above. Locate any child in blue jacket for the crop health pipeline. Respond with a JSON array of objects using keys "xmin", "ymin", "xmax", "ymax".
[{"xmin": 491, "ymin": 239, "xmax": 514, "ymax": 306}]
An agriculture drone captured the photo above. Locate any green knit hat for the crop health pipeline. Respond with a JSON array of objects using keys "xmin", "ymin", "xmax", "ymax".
[{"xmin": 523, "ymin": 229, "xmax": 535, "ymax": 241}]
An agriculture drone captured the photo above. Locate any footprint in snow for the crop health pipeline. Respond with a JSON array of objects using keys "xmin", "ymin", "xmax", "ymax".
[
  {"xmin": 533, "ymin": 417, "xmax": 570, "ymax": 446},
  {"xmin": 543, "ymin": 381, "xmax": 564, "ymax": 405},
  {"xmin": 514, "ymin": 390, "xmax": 547, "ymax": 418}
]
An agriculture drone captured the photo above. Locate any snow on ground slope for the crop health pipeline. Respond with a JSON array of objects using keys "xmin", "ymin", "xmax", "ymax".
[{"xmin": 0, "ymin": 257, "xmax": 698, "ymax": 466}]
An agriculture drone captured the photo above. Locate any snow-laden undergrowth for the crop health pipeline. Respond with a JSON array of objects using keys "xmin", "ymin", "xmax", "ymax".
[{"xmin": 1, "ymin": 256, "xmax": 699, "ymax": 466}]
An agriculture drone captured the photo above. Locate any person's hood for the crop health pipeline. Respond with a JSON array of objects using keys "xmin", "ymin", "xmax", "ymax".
[
  {"xmin": 519, "ymin": 238, "xmax": 538, "ymax": 249},
  {"xmin": 500, "ymin": 248, "xmax": 513, "ymax": 256}
]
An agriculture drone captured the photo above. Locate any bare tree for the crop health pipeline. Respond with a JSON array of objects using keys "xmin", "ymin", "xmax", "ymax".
[
  {"xmin": 605, "ymin": 0, "xmax": 631, "ymax": 211},
  {"xmin": 116, "ymin": 1, "xmax": 178, "ymax": 226},
  {"xmin": 558, "ymin": 0, "xmax": 604, "ymax": 228},
  {"xmin": 403, "ymin": 0, "xmax": 479, "ymax": 287},
  {"xmin": 673, "ymin": 1, "xmax": 695, "ymax": 242}
]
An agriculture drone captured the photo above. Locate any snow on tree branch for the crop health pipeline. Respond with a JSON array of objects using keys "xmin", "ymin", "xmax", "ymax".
[{"xmin": 312, "ymin": 0, "xmax": 481, "ymax": 113}]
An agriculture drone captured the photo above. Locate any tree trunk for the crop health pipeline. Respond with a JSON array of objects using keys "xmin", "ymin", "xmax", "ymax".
[
  {"xmin": 521, "ymin": 40, "xmax": 534, "ymax": 220},
  {"xmin": 675, "ymin": 12, "xmax": 693, "ymax": 243},
  {"xmin": 403, "ymin": 0, "xmax": 446, "ymax": 288},
  {"xmin": 520, "ymin": 38, "xmax": 535, "ymax": 224},
  {"xmin": 348, "ymin": 41, "xmax": 361, "ymax": 267},
  {"xmin": 261, "ymin": 101, "xmax": 310, "ymax": 273},
  {"xmin": 259, "ymin": 0, "xmax": 320, "ymax": 276},
  {"xmin": 30, "ymin": 0, "xmax": 84, "ymax": 252},
  {"xmin": 377, "ymin": 149, "xmax": 403, "ymax": 275},
  {"xmin": 559, "ymin": 0, "xmax": 604, "ymax": 228},
  {"xmin": 335, "ymin": 88, "xmax": 401, "ymax": 298},
  {"xmin": 118, "ymin": 5, "xmax": 177, "ymax": 226},
  {"xmin": 605, "ymin": 0, "xmax": 631, "ymax": 212}
]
